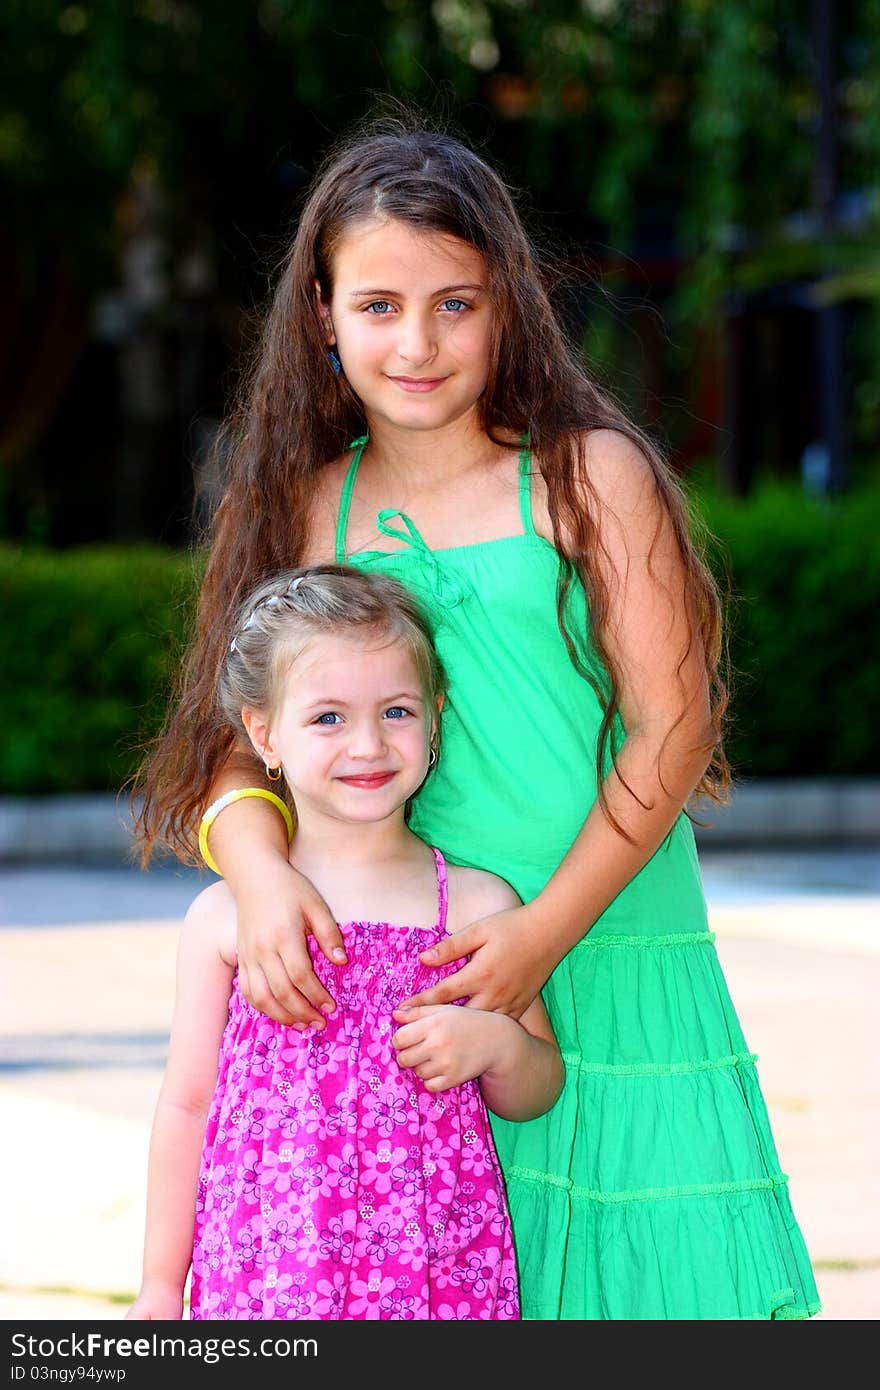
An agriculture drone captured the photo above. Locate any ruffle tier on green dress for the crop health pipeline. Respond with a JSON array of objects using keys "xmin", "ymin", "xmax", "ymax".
[{"xmin": 491, "ymin": 932, "xmax": 821, "ymax": 1320}]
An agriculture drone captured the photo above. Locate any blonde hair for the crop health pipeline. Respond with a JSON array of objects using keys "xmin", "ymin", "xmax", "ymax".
[{"xmin": 218, "ymin": 564, "xmax": 446, "ymax": 736}]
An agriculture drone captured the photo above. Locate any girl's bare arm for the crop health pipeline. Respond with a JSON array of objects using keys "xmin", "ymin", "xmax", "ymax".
[
  {"xmin": 126, "ymin": 886, "xmax": 236, "ymax": 1319},
  {"xmin": 204, "ymin": 739, "xmax": 344, "ymax": 1027},
  {"xmin": 391, "ymin": 993, "xmax": 562, "ymax": 1121}
]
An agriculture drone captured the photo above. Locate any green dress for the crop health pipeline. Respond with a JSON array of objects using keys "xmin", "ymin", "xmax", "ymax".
[{"xmin": 336, "ymin": 435, "xmax": 820, "ymax": 1321}]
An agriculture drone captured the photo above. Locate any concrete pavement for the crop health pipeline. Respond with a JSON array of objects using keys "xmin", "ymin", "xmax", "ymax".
[{"xmin": 1, "ymin": 848, "xmax": 878, "ymax": 1321}]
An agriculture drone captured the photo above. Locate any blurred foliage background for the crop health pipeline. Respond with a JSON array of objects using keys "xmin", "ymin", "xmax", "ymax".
[{"xmin": 1, "ymin": 0, "xmax": 878, "ymax": 789}]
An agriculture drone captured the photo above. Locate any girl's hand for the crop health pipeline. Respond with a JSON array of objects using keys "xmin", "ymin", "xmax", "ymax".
[
  {"xmin": 400, "ymin": 904, "xmax": 561, "ymax": 1020},
  {"xmin": 391, "ymin": 1003, "xmax": 515, "ymax": 1091},
  {"xmin": 125, "ymin": 1280, "xmax": 184, "ymax": 1320},
  {"xmin": 237, "ymin": 859, "xmax": 346, "ymax": 1028}
]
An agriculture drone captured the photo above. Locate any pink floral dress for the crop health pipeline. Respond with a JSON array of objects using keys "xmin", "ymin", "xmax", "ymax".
[{"xmin": 189, "ymin": 848, "xmax": 520, "ymax": 1320}]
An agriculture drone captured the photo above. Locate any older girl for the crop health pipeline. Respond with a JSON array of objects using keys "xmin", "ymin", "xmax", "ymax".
[{"xmin": 136, "ymin": 120, "xmax": 819, "ymax": 1320}]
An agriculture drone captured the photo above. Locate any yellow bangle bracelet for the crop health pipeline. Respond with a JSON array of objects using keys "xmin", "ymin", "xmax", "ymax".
[{"xmin": 197, "ymin": 787, "xmax": 294, "ymax": 875}]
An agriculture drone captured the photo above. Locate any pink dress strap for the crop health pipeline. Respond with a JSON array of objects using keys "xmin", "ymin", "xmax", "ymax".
[{"xmin": 431, "ymin": 846, "xmax": 449, "ymax": 934}]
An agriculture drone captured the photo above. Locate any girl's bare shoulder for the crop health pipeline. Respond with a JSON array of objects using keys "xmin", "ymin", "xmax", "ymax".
[
  {"xmin": 182, "ymin": 879, "xmax": 238, "ymax": 968},
  {"xmin": 300, "ymin": 452, "xmax": 356, "ymax": 564},
  {"xmin": 445, "ymin": 862, "xmax": 521, "ymax": 933},
  {"xmin": 531, "ymin": 427, "xmax": 654, "ymax": 544}
]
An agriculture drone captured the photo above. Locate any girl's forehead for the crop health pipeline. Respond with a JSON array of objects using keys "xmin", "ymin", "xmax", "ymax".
[
  {"xmin": 330, "ymin": 217, "xmax": 486, "ymax": 289},
  {"xmin": 284, "ymin": 630, "xmax": 421, "ymax": 692}
]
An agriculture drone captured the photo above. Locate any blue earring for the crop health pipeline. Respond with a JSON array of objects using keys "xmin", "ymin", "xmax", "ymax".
[{"xmin": 328, "ymin": 347, "xmax": 341, "ymax": 375}]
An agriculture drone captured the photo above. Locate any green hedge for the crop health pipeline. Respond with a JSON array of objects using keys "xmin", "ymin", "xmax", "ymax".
[
  {"xmin": 0, "ymin": 546, "xmax": 200, "ymax": 793},
  {"xmin": 693, "ymin": 482, "xmax": 880, "ymax": 777},
  {"xmin": 1, "ymin": 483, "xmax": 877, "ymax": 793}
]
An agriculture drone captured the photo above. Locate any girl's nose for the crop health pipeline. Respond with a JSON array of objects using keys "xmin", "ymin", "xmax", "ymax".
[
  {"xmin": 348, "ymin": 720, "xmax": 388, "ymax": 759},
  {"xmin": 396, "ymin": 313, "xmax": 437, "ymax": 367}
]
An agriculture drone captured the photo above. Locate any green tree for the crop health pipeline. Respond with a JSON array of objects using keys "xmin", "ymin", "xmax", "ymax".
[{"xmin": 2, "ymin": 2, "xmax": 878, "ymax": 535}]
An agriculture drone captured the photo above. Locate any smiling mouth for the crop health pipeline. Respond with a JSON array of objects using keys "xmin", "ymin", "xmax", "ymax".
[
  {"xmin": 337, "ymin": 772, "xmax": 397, "ymax": 788},
  {"xmin": 387, "ymin": 376, "xmax": 449, "ymax": 392}
]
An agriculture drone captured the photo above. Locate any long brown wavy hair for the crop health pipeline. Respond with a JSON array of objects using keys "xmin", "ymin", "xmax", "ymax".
[{"xmin": 134, "ymin": 112, "xmax": 730, "ymax": 864}]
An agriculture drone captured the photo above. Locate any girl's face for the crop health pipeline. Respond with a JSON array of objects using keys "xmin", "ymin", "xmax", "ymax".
[
  {"xmin": 320, "ymin": 218, "xmax": 494, "ymax": 434},
  {"xmin": 245, "ymin": 630, "xmax": 439, "ymax": 830}
]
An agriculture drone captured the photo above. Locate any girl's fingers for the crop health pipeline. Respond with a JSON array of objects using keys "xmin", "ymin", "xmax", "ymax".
[
  {"xmin": 423, "ymin": 1074, "xmax": 451, "ymax": 1092},
  {"xmin": 400, "ymin": 968, "xmax": 475, "ymax": 1010},
  {"xmin": 249, "ymin": 955, "xmax": 329, "ymax": 1028},
  {"xmin": 271, "ymin": 940, "xmax": 337, "ymax": 1020},
  {"xmin": 419, "ymin": 924, "xmax": 478, "ymax": 966},
  {"xmin": 391, "ymin": 1004, "xmax": 444, "ymax": 1023},
  {"xmin": 239, "ymin": 960, "xmax": 304, "ymax": 1026},
  {"xmin": 393, "ymin": 1041, "xmax": 432, "ymax": 1071},
  {"xmin": 461, "ymin": 988, "xmax": 497, "ymax": 1012},
  {"xmin": 307, "ymin": 902, "xmax": 348, "ymax": 966},
  {"xmin": 390, "ymin": 1017, "xmax": 430, "ymax": 1054}
]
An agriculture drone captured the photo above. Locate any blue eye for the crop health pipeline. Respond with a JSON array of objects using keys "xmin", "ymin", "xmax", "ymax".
[
  {"xmin": 441, "ymin": 298, "xmax": 469, "ymax": 312},
  {"xmin": 314, "ymin": 712, "xmax": 343, "ymax": 725},
  {"xmin": 384, "ymin": 706, "xmax": 411, "ymax": 720},
  {"xmin": 365, "ymin": 301, "xmax": 394, "ymax": 315}
]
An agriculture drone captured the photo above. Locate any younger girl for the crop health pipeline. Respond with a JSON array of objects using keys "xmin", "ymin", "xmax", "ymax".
[
  {"xmin": 136, "ymin": 119, "xmax": 820, "ymax": 1319},
  {"xmin": 127, "ymin": 565, "xmax": 562, "ymax": 1321}
]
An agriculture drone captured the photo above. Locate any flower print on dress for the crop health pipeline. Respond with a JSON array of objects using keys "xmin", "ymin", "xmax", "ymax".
[
  {"xmin": 276, "ymin": 1099, "xmax": 307, "ymax": 1138},
  {"xmin": 305, "ymin": 1030, "xmax": 333, "ymax": 1070},
  {"xmin": 194, "ymin": 1230, "xmax": 224, "ymax": 1275},
  {"xmin": 390, "ymin": 1153, "xmax": 424, "ymax": 1198},
  {"xmin": 486, "ymin": 1191, "xmax": 511, "ymax": 1239},
  {"xmin": 324, "ymin": 1092, "xmax": 359, "ymax": 1137},
  {"xmin": 290, "ymin": 1155, "xmax": 327, "ymax": 1200},
  {"xmin": 318, "ymin": 1215, "xmax": 356, "ymax": 1265},
  {"xmin": 313, "ymin": 1270, "xmax": 349, "ymax": 1319},
  {"xmin": 274, "ymin": 1285, "xmax": 315, "ymax": 1319},
  {"xmin": 370, "ymin": 1093, "xmax": 409, "ymax": 1137},
  {"xmin": 292, "ymin": 1233, "xmax": 323, "ymax": 1270},
  {"xmin": 233, "ymin": 1279, "xmax": 265, "ymax": 1320},
  {"xmin": 238, "ymin": 1153, "xmax": 263, "ymax": 1202},
  {"xmin": 259, "ymin": 1141, "xmax": 303, "ymax": 1198},
  {"xmin": 364, "ymin": 1027, "xmax": 397, "ymax": 1068},
  {"xmin": 326, "ymin": 1143, "xmax": 358, "ymax": 1198},
  {"xmin": 495, "ymin": 1274, "xmax": 519, "ymax": 1319},
  {"xmin": 243, "ymin": 1105, "xmax": 266, "ymax": 1141},
  {"xmin": 264, "ymin": 1220, "xmax": 298, "ymax": 1262},
  {"xmin": 450, "ymin": 1251, "xmax": 498, "ymax": 1298},
  {"xmin": 459, "ymin": 1138, "xmax": 497, "ymax": 1180},
  {"xmin": 394, "ymin": 1230, "xmax": 429, "ymax": 1277},
  {"xmin": 346, "ymin": 1270, "xmax": 399, "ymax": 1319},
  {"xmin": 363, "ymin": 1219, "xmax": 401, "ymax": 1265},
  {"xmin": 380, "ymin": 1287, "xmax": 418, "ymax": 1320},
  {"xmin": 190, "ymin": 1286, "xmax": 222, "ymax": 1320},
  {"xmin": 358, "ymin": 1143, "xmax": 409, "ymax": 1195},
  {"xmin": 214, "ymin": 1180, "xmax": 236, "ymax": 1214},
  {"xmin": 249, "ymin": 1032, "xmax": 281, "ymax": 1076},
  {"xmin": 450, "ymin": 1194, "xmax": 487, "ymax": 1235},
  {"xmin": 425, "ymin": 1151, "xmax": 464, "ymax": 1214},
  {"xmin": 434, "ymin": 1299, "xmax": 477, "ymax": 1321},
  {"xmin": 204, "ymin": 1230, "xmax": 234, "ymax": 1284},
  {"xmin": 189, "ymin": 850, "xmax": 519, "ymax": 1320},
  {"xmin": 345, "ymin": 1022, "xmax": 364, "ymax": 1064},
  {"xmin": 232, "ymin": 1228, "xmax": 262, "ymax": 1276}
]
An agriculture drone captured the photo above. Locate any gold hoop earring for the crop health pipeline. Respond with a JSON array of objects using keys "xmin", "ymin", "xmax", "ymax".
[
  {"xmin": 428, "ymin": 747, "xmax": 437, "ymax": 768},
  {"xmin": 266, "ymin": 764, "xmax": 283, "ymax": 782}
]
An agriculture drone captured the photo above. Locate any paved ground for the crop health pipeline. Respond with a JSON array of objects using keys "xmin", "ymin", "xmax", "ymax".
[{"xmin": 1, "ymin": 848, "xmax": 878, "ymax": 1322}]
